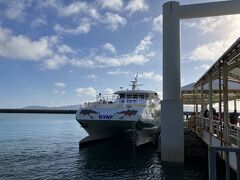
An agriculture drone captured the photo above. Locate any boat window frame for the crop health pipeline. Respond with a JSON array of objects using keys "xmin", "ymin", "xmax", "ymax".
[
  {"xmin": 145, "ymin": 94, "xmax": 149, "ymax": 99},
  {"xmin": 126, "ymin": 94, "xmax": 133, "ymax": 99},
  {"xmin": 139, "ymin": 94, "xmax": 144, "ymax": 99},
  {"xmin": 119, "ymin": 94, "xmax": 125, "ymax": 99},
  {"xmin": 133, "ymin": 94, "xmax": 138, "ymax": 99}
]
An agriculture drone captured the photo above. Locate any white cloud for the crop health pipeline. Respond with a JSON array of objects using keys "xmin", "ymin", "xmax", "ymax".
[
  {"xmin": 188, "ymin": 15, "xmax": 240, "ymax": 62},
  {"xmin": 102, "ymin": 43, "xmax": 116, "ymax": 54},
  {"xmin": 53, "ymin": 81, "xmax": 66, "ymax": 95},
  {"xmin": 125, "ymin": 0, "xmax": 148, "ymax": 14},
  {"xmin": 69, "ymin": 33, "xmax": 153, "ymax": 68},
  {"xmin": 42, "ymin": 54, "xmax": 68, "ymax": 70},
  {"xmin": 141, "ymin": 16, "xmax": 153, "ymax": 23},
  {"xmin": 58, "ymin": 44, "xmax": 74, "ymax": 54},
  {"xmin": 99, "ymin": 0, "xmax": 123, "ymax": 11},
  {"xmin": 194, "ymin": 64, "xmax": 210, "ymax": 70},
  {"xmin": 53, "ymin": 82, "xmax": 66, "ymax": 88},
  {"xmin": 139, "ymin": 71, "xmax": 162, "ymax": 82},
  {"xmin": 76, "ymin": 87, "xmax": 97, "ymax": 97},
  {"xmin": 53, "ymin": 90, "xmax": 66, "ymax": 95},
  {"xmin": 134, "ymin": 33, "xmax": 153, "ymax": 54},
  {"xmin": 2, "ymin": 0, "xmax": 31, "ymax": 20},
  {"xmin": 41, "ymin": 1, "xmax": 128, "ymax": 33},
  {"xmin": 58, "ymin": 1, "xmax": 88, "ymax": 17},
  {"xmin": 54, "ymin": 19, "xmax": 91, "ymax": 35},
  {"xmin": 95, "ymin": 54, "xmax": 148, "ymax": 67},
  {"xmin": 153, "ymin": 15, "xmax": 162, "ymax": 32},
  {"xmin": 0, "ymin": 26, "xmax": 153, "ymax": 70},
  {"xmin": 102, "ymin": 13, "xmax": 127, "ymax": 31},
  {"xmin": 190, "ymin": 38, "xmax": 235, "ymax": 61},
  {"xmin": 31, "ymin": 18, "xmax": 47, "ymax": 28},
  {"xmin": 183, "ymin": 17, "xmax": 224, "ymax": 34},
  {"xmin": 107, "ymin": 71, "xmax": 130, "ymax": 75},
  {"xmin": 88, "ymin": 8, "xmax": 101, "ymax": 20},
  {"xmin": 103, "ymin": 88, "xmax": 114, "ymax": 94},
  {"xmin": 0, "ymin": 26, "xmax": 75, "ymax": 71},
  {"xmin": 86, "ymin": 74, "xmax": 98, "ymax": 80},
  {"xmin": 70, "ymin": 59, "xmax": 95, "ymax": 68},
  {"xmin": 0, "ymin": 27, "xmax": 56, "ymax": 61},
  {"xmin": 55, "ymin": 11, "xmax": 126, "ymax": 34},
  {"xmin": 42, "ymin": 0, "xmax": 101, "ymax": 20}
]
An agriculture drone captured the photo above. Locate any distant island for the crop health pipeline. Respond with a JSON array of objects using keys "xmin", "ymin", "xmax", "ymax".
[
  {"xmin": 0, "ymin": 105, "xmax": 80, "ymax": 114},
  {"xmin": 23, "ymin": 105, "xmax": 80, "ymax": 110}
]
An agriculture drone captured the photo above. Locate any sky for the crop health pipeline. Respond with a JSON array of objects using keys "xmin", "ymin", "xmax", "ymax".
[{"xmin": 0, "ymin": 0, "xmax": 240, "ymax": 108}]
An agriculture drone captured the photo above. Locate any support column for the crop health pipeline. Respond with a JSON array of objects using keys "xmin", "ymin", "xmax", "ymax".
[
  {"xmin": 160, "ymin": 1, "xmax": 184, "ymax": 163},
  {"xmin": 195, "ymin": 88, "xmax": 198, "ymax": 115},
  {"xmin": 234, "ymin": 99, "xmax": 237, "ymax": 111},
  {"xmin": 201, "ymin": 83, "xmax": 204, "ymax": 118},
  {"xmin": 208, "ymin": 75, "xmax": 213, "ymax": 145},
  {"xmin": 223, "ymin": 63, "xmax": 229, "ymax": 145},
  {"xmin": 195, "ymin": 87, "xmax": 199, "ymax": 131},
  {"xmin": 218, "ymin": 64, "xmax": 223, "ymax": 147}
]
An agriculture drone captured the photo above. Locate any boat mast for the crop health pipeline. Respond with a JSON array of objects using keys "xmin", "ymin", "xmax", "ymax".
[{"xmin": 129, "ymin": 73, "xmax": 142, "ymax": 90}]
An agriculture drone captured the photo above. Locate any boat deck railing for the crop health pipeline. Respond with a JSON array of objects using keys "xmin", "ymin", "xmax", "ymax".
[
  {"xmin": 96, "ymin": 94, "xmax": 118, "ymax": 103},
  {"xmin": 95, "ymin": 94, "xmax": 153, "ymax": 105}
]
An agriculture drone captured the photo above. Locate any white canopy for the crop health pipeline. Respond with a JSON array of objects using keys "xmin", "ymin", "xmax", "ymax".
[
  {"xmin": 182, "ymin": 38, "xmax": 240, "ymax": 105},
  {"xmin": 181, "ymin": 79, "xmax": 240, "ymax": 104}
]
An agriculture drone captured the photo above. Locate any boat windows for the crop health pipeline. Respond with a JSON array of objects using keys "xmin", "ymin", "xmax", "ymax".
[
  {"xmin": 145, "ymin": 94, "xmax": 149, "ymax": 99},
  {"xmin": 117, "ymin": 93, "xmax": 151, "ymax": 102},
  {"xmin": 119, "ymin": 94, "xmax": 125, "ymax": 99},
  {"xmin": 139, "ymin": 94, "xmax": 144, "ymax": 99},
  {"xmin": 127, "ymin": 94, "xmax": 132, "ymax": 99},
  {"xmin": 133, "ymin": 94, "xmax": 138, "ymax": 99}
]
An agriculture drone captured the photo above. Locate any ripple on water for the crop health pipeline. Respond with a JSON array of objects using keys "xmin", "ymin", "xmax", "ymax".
[{"xmin": 0, "ymin": 114, "xmax": 208, "ymax": 180}]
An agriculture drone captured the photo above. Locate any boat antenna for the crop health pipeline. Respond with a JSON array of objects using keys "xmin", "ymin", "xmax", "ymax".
[{"xmin": 129, "ymin": 73, "xmax": 142, "ymax": 90}]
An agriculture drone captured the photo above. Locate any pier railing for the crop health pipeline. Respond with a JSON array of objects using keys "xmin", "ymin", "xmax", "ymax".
[
  {"xmin": 188, "ymin": 116, "xmax": 240, "ymax": 148},
  {"xmin": 208, "ymin": 146, "xmax": 240, "ymax": 180}
]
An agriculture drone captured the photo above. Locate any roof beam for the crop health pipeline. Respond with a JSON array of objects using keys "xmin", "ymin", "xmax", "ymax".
[{"xmin": 180, "ymin": 1, "xmax": 240, "ymax": 19}]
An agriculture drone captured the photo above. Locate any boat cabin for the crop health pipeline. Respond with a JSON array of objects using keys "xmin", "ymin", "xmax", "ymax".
[
  {"xmin": 96, "ymin": 90, "xmax": 159, "ymax": 105},
  {"xmin": 94, "ymin": 74, "xmax": 160, "ymax": 105}
]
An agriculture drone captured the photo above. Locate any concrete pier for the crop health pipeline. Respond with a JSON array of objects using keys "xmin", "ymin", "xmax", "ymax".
[{"xmin": 161, "ymin": 0, "xmax": 240, "ymax": 163}]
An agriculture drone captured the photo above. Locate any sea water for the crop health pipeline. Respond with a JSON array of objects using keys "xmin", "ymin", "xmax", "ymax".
[{"xmin": 0, "ymin": 113, "xmax": 208, "ymax": 180}]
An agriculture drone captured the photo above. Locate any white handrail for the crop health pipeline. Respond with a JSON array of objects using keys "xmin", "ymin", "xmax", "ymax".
[{"xmin": 190, "ymin": 115, "xmax": 240, "ymax": 148}]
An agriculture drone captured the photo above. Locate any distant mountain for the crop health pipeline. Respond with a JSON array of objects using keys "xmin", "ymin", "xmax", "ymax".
[
  {"xmin": 23, "ymin": 105, "xmax": 80, "ymax": 110},
  {"xmin": 23, "ymin": 106, "xmax": 49, "ymax": 109}
]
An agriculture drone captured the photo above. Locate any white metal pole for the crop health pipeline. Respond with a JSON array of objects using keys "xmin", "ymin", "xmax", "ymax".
[{"xmin": 161, "ymin": 1, "xmax": 184, "ymax": 163}]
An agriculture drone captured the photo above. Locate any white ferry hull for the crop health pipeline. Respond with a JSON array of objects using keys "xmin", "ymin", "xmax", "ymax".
[{"xmin": 77, "ymin": 119, "xmax": 160, "ymax": 146}]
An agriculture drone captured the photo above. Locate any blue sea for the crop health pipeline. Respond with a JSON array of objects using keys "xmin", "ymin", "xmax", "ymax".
[{"xmin": 0, "ymin": 113, "xmax": 208, "ymax": 180}]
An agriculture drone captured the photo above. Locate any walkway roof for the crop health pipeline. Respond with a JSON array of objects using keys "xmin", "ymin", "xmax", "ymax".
[
  {"xmin": 181, "ymin": 80, "xmax": 240, "ymax": 104},
  {"xmin": 195, "ymin": 37, "xmax": 240, "ymax": 86},
  {"xmin": 181, "ymin": 37, "xmax": 240, "ymax": 105}
]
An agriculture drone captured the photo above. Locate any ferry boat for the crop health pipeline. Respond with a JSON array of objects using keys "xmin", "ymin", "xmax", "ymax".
[{"xmin": 76, "ymin": 75, "xmax": 161, "ymax": 146}]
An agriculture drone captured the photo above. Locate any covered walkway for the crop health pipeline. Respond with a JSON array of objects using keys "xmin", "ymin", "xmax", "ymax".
[{"xmin": 181, "ymin": 38, "xmax": 240, "ymax": 173}]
